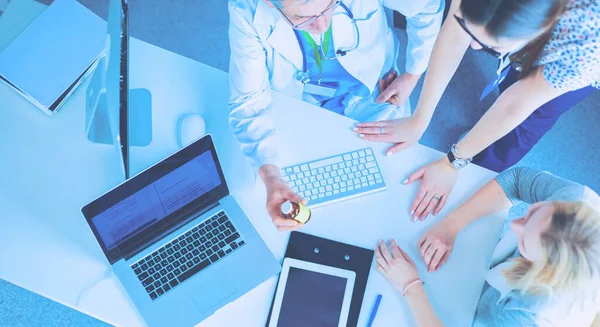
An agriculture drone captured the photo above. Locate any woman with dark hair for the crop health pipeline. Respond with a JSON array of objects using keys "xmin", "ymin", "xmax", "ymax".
[{"xmin": 353, "ymin": 0, "xmax": 599, "ymax": 221}]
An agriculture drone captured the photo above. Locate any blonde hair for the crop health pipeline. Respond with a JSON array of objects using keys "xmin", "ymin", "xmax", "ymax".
[{"xmin": 503, "ymin": 201, "xmax": 600, "ymax": 296}]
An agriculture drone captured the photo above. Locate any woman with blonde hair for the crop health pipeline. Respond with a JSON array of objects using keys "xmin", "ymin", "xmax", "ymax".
[{"xmin": 376, "ymin": 167, "xmax": 600, "ymax": 326}]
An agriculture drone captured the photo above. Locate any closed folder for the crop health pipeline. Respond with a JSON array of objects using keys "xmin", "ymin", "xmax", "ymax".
[
  {"xmin": 0, "ymin": 0, "xmax": 106, "ymax": 115},
  {"xmin": 267, "ymin": 232, "xmax": 375, "ymax": 327}
]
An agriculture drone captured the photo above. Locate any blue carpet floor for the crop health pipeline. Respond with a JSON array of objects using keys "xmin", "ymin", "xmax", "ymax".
[{"xmin": 1, "ymin": 0, "xmax": 598, "ymax": 325}]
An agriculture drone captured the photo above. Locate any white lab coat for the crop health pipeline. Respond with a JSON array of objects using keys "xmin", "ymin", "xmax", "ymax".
[{"xmin": 228, "ymin": 0, "xmax": 444, "ymax": 170}]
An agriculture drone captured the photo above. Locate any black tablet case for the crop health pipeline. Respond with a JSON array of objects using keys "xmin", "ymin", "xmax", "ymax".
[{"xmin": 266, "ymin": 232, "xmax": 375, "ymax": 327}]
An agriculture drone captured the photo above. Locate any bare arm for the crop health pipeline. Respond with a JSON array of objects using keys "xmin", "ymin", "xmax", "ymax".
[
  {"xmin": 412, "ymin": 0, "xmax": 471, "ymax": 126},
  {"xmin": 404, "ymin": 284, "xmax": 445, "ymax": 327}
]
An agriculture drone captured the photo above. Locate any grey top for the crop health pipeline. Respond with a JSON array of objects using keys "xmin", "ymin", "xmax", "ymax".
[{"xmin": 472, "ymin": 167, "xmax": 600, "ymax": 327}]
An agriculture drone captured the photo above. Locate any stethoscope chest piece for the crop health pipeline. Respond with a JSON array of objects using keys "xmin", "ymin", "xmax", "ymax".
[{"xmin": 295, "ymin": 70, "xmax": 311, "ymax": 84}]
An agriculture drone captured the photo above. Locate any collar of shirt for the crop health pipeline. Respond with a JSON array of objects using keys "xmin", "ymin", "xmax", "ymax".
[{"xmin": 486, "ymin": 260, "xmax": 516, "ymax": 303}]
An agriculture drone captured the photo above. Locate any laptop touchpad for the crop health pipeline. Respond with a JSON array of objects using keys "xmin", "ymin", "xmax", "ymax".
[{"xmin": 188, "ymin": 269, "xmax": 237, "ymax": 313}]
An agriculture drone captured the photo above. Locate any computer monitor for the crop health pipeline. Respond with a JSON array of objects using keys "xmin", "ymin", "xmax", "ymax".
[{"xmin": 86, "ymin": 0, "xmax": 152, "ymax": 179}]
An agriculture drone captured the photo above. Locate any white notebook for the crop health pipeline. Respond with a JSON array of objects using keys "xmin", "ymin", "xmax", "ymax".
[{"xmin": 0, "ymin": 0, "xmax": 106, "ymax": 115}]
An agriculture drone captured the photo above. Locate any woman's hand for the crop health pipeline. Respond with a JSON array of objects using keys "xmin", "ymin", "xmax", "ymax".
[
  {"xmin": 353, "ymin": 115, "xmax": 428, "ymax": 156},
  {"xmin": 376, "ymin": 70, "xmax": 421, "ymax": 108},
  {"xmin": 375, "ymin": 239, "xmax": 421, "ymax": 292},
  {"xmin": 418, "ymin": 218, "xmax": 462, "ymax": 272},
  {"xmin": 405, "ymin": 156, "xmax": 458, "ymax": 221},
  {"xmin": 260, "ymin": 164, "xmax": 306, "ymax": 232}
]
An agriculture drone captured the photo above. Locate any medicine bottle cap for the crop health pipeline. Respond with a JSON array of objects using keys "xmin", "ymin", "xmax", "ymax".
[{"xmin": 281, "ymin": 201, "xmax": 293, "ymax": 214}]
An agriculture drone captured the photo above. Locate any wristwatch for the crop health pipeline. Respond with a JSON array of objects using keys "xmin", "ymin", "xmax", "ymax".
[{"xmin": 447, "ymin": 144, "xmax": 472, "ymax": 169}]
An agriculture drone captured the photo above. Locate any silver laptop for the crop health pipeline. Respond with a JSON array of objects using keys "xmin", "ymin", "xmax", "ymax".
[{"xmin": 81, "ymin": 134, "xmax": 280, "ymax": 326}]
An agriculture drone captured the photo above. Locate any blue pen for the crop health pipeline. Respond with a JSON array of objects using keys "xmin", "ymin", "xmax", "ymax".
[{"xmin": 366, "ymin": 294, "xmax": 382, "ymax": 327}]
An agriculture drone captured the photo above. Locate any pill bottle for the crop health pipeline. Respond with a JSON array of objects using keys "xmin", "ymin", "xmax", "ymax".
[{"xmin": 281, "ymin": 201, "xmax": 311, "ymax": 224}]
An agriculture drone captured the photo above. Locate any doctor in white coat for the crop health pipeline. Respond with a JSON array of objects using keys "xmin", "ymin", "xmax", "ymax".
[{"xmin": 228, "ymin": 0, "xmax": 444, "ymax": 231}]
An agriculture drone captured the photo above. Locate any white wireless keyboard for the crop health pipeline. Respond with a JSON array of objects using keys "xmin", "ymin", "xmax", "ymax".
[{"xmin": 281, "ymin": 148, "xmax": 386, "ymax": 208}]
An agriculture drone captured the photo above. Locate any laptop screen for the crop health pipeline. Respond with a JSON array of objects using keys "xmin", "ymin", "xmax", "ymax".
[
  {"xmin": 82, "ymin": 135, "xmax": 229, "ymax": 264},
  {"xmin": 91, "ymin": 150, "xmax": 221, "ymax": 250}
]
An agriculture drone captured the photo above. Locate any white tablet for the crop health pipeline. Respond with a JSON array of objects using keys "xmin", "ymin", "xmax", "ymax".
[{"xmin": 268, "ymin": 258, "xmax": 356, "ymax": 327}]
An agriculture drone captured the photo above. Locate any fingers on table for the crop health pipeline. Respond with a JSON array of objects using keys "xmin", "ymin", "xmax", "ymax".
[
  {"xmin": 356, "ymin": 120, "xmax": 388, "ymax": 128},
  {"xmin": 433, "ymin": 194, "xmax": 448, "ymax": 215},
  {"xmin": 386, "ymin": 142, "xmax": 409, "ymax": 156},
  {"xmin": 355, "ymin": 126, "xmax": 388, "ymax": 135},
  {"xmin": 429, "ymin": 250, "xmax": 448, "ymax": 272}
]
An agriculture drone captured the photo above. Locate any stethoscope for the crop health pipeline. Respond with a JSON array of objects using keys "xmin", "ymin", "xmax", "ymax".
[{"xmin": 294, "ymin": 2, "xmax": 359, "ymax": 84}]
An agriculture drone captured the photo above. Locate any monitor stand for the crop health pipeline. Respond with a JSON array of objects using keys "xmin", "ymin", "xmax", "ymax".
[{"xmin": 85, "ymin": 87, "xmax": 152, "ymax": 146}]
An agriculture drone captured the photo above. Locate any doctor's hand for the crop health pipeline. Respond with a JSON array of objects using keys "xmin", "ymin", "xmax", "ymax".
[
  {"xmin": 259, "ymin": 164, "xmax": 306, "ymax": 232},
  {"xmin": 418, "ymin": 218, "xmax": 461, "ymax": 272},
  {"xmin": 353, "ymin": 115, "xmax": 427, "ymax": 156},
  {"xmin": 376, "ymin": 70, "xmax": 421, "ymax": 108},
  {"xmin": 375, "ymin": 239, "xmax": 420, "ymax": 292},
  {"xmin": 405, "ymin": 157, "xmax": 458, "ymax": 221}
]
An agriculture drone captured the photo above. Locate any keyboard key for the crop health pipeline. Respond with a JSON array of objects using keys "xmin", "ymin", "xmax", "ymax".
[
  {"xmin": 239, "ymin": 241, "xmax": 245, "ymax": 246},
  {"xmin": 173, "ymin": 244, "xmax": 181, "ymax": 251},
  {"xmin": 167, "ymin": 273, "xmax": 175, "ymax": 280},
  {"xmin": 178, "ymin": 260, "xmax": 210, "ymax": 284},
  {"xmin": 193, "ymin": 240, "xmax": 200, "ymax": 247},
  {"xmin": 193, "ymin": 233, "xmax": 200, "ymax": 240},
  {"xmin": 167, "ymin": 257, "xmax": 175, "ymax": 263},
  {"xmin": 358, "ymin": 150, "xmax": 366, "ymax": 157},
  {"xmin": 207, "ymin": 249, "xmax": 213, "ymax": 256},
  {"xmin": 193, "ymin": 257, "xmax": 200, "ymax": 264},
  {"xmin": 157, "ymin": 288, "xmax": 164, "ymax": 296},
  {"xmin": 149, "ymin": 292, "xmax": 157, "ymax": 300},
  {"xmin": 218, "ymin": 250, "xmax": 226, "ymax": 258},
  {"xmin": 210, "ymin": 254, "xmax": 219, "ymax": 263},
  {"xmin": 141, "ymin": 263, "xmax": 148, "ymax": 270},
  {"xmin": 226, "ymin": 248, "xmax": 232, "ymax": 254},
  {"xmin": 186, "ymin": 261, "xmax": 194, "ymax": 268},
  {"xmin": 148, "ymin": 268, "xmax": 155, "ymax": 275},
  {"xmin": 211, "ymin": 237, "xmax": 218, "ymax": 244},
  {"xmin": 231, "ymin": 242, "xmax": 239, "ymax": 249},
  {"xmin": 226, "ymin": 233, "xmax": 240, "ymax": 244},
  {"xmin": 192, "ymin": 249, "xmax": 200, "ymax": 256},
  {"xmin": 153, "ymin": 273, "xmax": 160, "ymax": 280},
  {"xmin": 219, "ymin": 241, "xmax": 226, "ymax": 248},
  {"xmin": 173, "ymin": 261, "xmax": 180, "ymax": 268},
  {"xmin": 132, "ymin": 263, "xmax": 139, "ymax": 269},
  {"xmin": 218, "ymin": 211, "xmax": 225, "ymax": 217},
  {"xmin": 167, "ymin": 265, "xmax": 174, "ymax": 272},
  {"xmin": 174, "ymin": 252, "xmax": 181, "ymax": 259},
  {"xmin": 206, "ymin": 241, "xmax": 213, "ymax": 247},
  {"xmin": 366, "ymin": 155, "xmax": 375, "ymax": 162},
  {"xmin": 200, "ymin": 253, "xmax": 207, "ymax": 260},
  {"xmin": 169, "ymin": 279, "xmax": 179, "ymax": 288},
  {"xmin": 186, "ymin": 244, "xmax": 194, "ymax": 251},
  {"xmin": 200, "ymin": 245, "xmax": 206, "ymax": 251},
  {"xmin": 212, "ymin": 245, "xmax": 219, "ymax": 252},
  {"xmin": 186, "ymin": 253, "xmax": 193, "ymax": 260},
  {"xmin": 154, "ymin": 280, "xmax": 161, "ymax": 288},
  {"xmin": 366, "ymin": 148, "xmax": 373, "ymax": 155},
  {"xmin": 181, "ymin": 248, "xmax": 188, "ymax": 255},
  {"xmin": 181, "ymin": 265, "xmax": 188, "ymax": 272},
  {"xmin": 134, "ymin": 268, "xmax": 142, "ymax": 275},
  {"xmin": 160, "ymin": 252, "xmax": 167, "ymax": 259},
  {"xmin": 160, "ymin": 268, "xmax": 167, "ymax": 275},
  {"xmin": 138, "ymin": 272, "xmax": 149, "ymax": 281},
  {"xmin": 174, "ymin": 268, "xmax": 181, "ymax": 276},
  {"xmin": 200, "ymin": 236, "xmax": 207, "ymax": 243},
  {"xmin": 142, "ymin": 276, "xmax": 154, "ymax": 286},
  {"xmin": 163, "ymin": 284, "xmax": 171, "ymax": 292},
  {"xmin": 180, "ymin": 240, "xmax": 187, "ymax": 247}
]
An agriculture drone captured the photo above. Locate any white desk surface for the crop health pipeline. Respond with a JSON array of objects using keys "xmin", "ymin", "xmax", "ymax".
[{"xmin": 0, "ymin": 38, "xmax": 505, "ymax": 327}]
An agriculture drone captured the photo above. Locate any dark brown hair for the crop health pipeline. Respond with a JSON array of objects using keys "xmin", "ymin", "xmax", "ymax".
[{"xmin": 460, "ymin": 0, "xmax": 568, "ymax": 77}]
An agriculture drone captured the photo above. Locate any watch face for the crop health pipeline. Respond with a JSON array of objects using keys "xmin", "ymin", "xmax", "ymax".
[{"xmin": 452, "ymin": 158, "xmax": 468, "ymax": 169}]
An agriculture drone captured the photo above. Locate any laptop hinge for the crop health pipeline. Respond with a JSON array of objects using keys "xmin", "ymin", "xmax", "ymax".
[{"xmin": 122, "ymin": 201, "xmax": 220, "ymax": 261}]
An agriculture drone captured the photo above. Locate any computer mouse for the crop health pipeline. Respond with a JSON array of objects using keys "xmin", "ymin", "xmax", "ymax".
[{"xmin": 178, "ymin": 113, "xmax": 206, "ymax": 148}]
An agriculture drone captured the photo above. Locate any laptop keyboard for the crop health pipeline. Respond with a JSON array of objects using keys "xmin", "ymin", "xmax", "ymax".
[
  {"xmin": 131, "ymin": 211, "xmax": 245, "ymax": 301},
  {"xmin": 281, "ymin": 147, "xmax": 386, "ymax": 208}
]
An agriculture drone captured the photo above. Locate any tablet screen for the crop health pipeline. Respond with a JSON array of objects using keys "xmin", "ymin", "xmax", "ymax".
[{"xmin": 278, "ymin": 267, "xmax": 347, "ymax": 327}]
